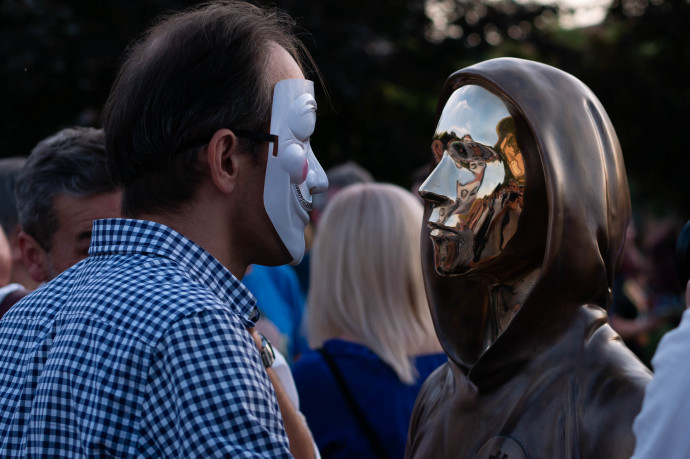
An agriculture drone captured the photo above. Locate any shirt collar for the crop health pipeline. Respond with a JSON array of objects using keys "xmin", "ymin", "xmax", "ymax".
[{"xmin": 89, "ymin": 218, "xmax": 259, "ymax": 326}]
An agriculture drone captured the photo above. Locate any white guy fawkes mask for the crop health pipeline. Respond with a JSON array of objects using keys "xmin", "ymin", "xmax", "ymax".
[{"xmin": 264, "ymin": 79, "xmax": 328, "ymax": 264}]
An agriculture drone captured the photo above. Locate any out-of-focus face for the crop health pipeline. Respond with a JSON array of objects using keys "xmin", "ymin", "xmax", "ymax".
[
  {"xmin": 43, "ymin": 190, "xmax": 122, "ymax": 280},
  {"xmin": 264, "ymin": 79, "xmax": 328, "ymax": 264},
  {"xmin": 419, "ymin": 84, "xmax": 525, "ymax": 276},
  {"xmin": 0, "ymin": 226, "xmax": 11, "ymax": 286}
]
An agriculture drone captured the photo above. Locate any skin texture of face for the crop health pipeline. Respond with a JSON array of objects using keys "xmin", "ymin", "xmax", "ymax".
[
  {"xmin": 0, "ymin": 226, "xmax": 11, "ymax": 286},
  {"xmin": 263, "ymin": 52, "xmax": 328, "ymax": 264},
  {"xmin": 19, "ymin": 190, "xmax": 122, "ymax": 282},
  {"xmin": 419, "ymin": 85, "xmax": 525, "ymax": 276}
]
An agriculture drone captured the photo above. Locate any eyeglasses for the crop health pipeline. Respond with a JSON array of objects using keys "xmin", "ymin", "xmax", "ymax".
[
  {"xmin": 233, "ymin": 129, "xmax": 277, "ymax": 143},
  {"xmin": 179, "ymin": 129, "xmax": 278, "ymax": 155},
  {"xmin": 235, "ymin": 130, "xmax": 279, "ymax": 156}
]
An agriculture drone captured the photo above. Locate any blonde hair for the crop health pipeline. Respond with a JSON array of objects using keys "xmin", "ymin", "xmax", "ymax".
[{"xmin": 307, "ymin": 183, "xmax": 439, "ymax": 384}]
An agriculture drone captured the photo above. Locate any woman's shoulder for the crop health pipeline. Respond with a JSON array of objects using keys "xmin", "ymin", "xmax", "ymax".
[
  {"xmin": 293, "ymin": 340, "xmax": 386, "ymax": 384},
  {"xmin": 414, "ymin": 352, "xmax": 449, "ymax": 378},
  {"xmin": 294, "ymin": 339, "xmax": 374, "ymax": 366},
  {"xmin": 292, "ymin": 347, "xmax": 327, "ymax": 376}
]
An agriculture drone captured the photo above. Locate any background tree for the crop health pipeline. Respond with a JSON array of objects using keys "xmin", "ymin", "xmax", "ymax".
[{"xmin": 1, "ymin": 0, "xmax": 688, "ymax": 216}]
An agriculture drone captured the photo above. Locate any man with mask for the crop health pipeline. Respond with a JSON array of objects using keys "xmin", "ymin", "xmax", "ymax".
[
  {"xmin": 0, "ymin": 2, "xmax": 326, "ymax": 457},
  {"xmin": 406, "ymin": 58, "xmax": 651, "ymax": 459}
]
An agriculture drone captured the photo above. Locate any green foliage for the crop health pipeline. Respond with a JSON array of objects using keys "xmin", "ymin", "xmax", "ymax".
[
  {"xmin": 569, "ymin": 0, "xmax": 690, "ymax": 216},
  {"xmin": 0, "ymin": 0, "xmax": 687, "ymax": 214},
  {"xmin": 0, "ymin": 0, "xmax": 199, "ymax": 159}
]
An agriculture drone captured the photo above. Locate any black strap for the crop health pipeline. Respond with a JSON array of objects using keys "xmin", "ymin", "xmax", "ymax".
[
  {"xmin": 317, "ymin": 347, "xmax": 388, "ymax": 459},
  {"xmin": 178, "ymin": 129, "xmax": 277, "ymax": 153}
]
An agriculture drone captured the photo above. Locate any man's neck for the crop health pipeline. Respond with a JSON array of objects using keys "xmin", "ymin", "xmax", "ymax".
[{"xmin": 135, "ymin": 208, "xmax": 248, "ymax": 281}]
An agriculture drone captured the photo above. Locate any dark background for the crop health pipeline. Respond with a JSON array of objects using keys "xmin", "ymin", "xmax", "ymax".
[{"xmin": 1, "ymin": 0, "xmax": 688, "ymax": 220}]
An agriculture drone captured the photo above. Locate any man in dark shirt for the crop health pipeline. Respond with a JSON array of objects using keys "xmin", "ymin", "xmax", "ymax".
[{"xmin": 14, "ymin": 127, "xmax": 121, "ymax": 285}]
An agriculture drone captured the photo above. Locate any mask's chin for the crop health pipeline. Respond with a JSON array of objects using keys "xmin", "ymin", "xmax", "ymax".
[
  {"xmin": 273, "ymin": 184, "xmax": 310, "ymax": 265},
  {"xmin": 263, "ymin": 181, "xmax": 310, "ymax": 266}
]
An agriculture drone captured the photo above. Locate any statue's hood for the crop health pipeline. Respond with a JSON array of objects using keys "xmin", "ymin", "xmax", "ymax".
[{"xmin": 422, "ymin": 58, "xmax": 630, "ymax": 386}]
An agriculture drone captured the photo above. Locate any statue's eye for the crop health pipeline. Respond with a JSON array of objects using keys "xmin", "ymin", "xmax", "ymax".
[{"xmin": 448, "ymin": 141, "xmax": 463, "ymax": 155}]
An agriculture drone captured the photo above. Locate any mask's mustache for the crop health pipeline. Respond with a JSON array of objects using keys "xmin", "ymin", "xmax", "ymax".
[{"xmin": 295, "ymin": 185, "xmax": 312, "ymax": 211}]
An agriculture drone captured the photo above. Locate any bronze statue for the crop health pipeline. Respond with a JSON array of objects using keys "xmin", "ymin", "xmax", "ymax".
[{"xmin": 406, "ymin": 58, "xmax": 652, "ymax": 459}]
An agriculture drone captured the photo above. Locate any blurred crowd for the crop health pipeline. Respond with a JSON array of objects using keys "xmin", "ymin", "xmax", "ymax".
[{"xmin": 609, "ymin": 213, "xmax": 686, "ymax": 367}]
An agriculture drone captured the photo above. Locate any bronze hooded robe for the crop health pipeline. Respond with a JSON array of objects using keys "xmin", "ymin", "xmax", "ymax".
[{"xmin": 406, "ymin": 58, "xmax": 652, "ymax": 459}]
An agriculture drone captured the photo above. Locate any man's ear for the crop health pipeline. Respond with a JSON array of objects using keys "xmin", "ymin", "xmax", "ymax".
[
  {"xmin": 17, "ymin": 230, "xmax": 49, "ymax": 283},
  {"xmin": 206, "ymin": 128, "xmax": 242, "ymax": 195},
  {"xmin": 8, "ymin": 224, "xmax": 23, "ymax": 264}
]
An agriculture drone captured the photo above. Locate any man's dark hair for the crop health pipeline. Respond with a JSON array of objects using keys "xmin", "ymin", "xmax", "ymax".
[
  {"xmin": 102, "ymin": 0, "xmax": 319, "ymax": 217},
  {"xmin": 0, "ymin": 157, "xmax": 26, "ymax": 236},
  {"xmin": 15, "ymin": 127, "xmax": 117, "ymax": 252}
]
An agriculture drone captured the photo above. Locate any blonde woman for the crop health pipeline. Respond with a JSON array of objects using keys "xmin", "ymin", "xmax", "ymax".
[{"xmin": 293, "ymin": 182, "xmax": 446, "ymax": 459}]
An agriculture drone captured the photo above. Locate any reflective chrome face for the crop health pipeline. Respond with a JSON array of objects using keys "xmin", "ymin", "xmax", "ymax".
[
  {"xmin": 419, "ymin": 85, "xmax": 525, "ymax": 276},
  {"xmin": 264, "ymin": 79, "xmax": 328, "ymax": 265}
]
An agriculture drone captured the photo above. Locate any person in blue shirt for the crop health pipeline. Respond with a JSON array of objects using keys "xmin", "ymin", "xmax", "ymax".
[
  {"xmin": 0, "ymin": 2, "xmax": 327, "ymax": 457},
  {"xmin": 243, "ymin": 263, "xmax": 308, "ymax": 362},
  {"xmin": 293, "ymin": 183, "xmax": 447, "ymax": 459}
]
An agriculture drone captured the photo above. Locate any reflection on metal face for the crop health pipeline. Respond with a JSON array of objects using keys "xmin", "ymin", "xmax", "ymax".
[{"xmin": 419, "ymin": 85, "xmax": 526, "ymax": 275}]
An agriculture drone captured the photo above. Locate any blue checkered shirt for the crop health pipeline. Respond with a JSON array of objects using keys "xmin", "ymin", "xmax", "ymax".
[{"xmin": 0, "ymin": 219, "xmax": 292, "ymax": 457}]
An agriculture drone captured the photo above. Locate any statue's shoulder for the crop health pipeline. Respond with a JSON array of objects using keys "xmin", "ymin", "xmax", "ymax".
[{"xmin": 575, "ymin": 321, "xmax": 651, "ymax": 459}]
